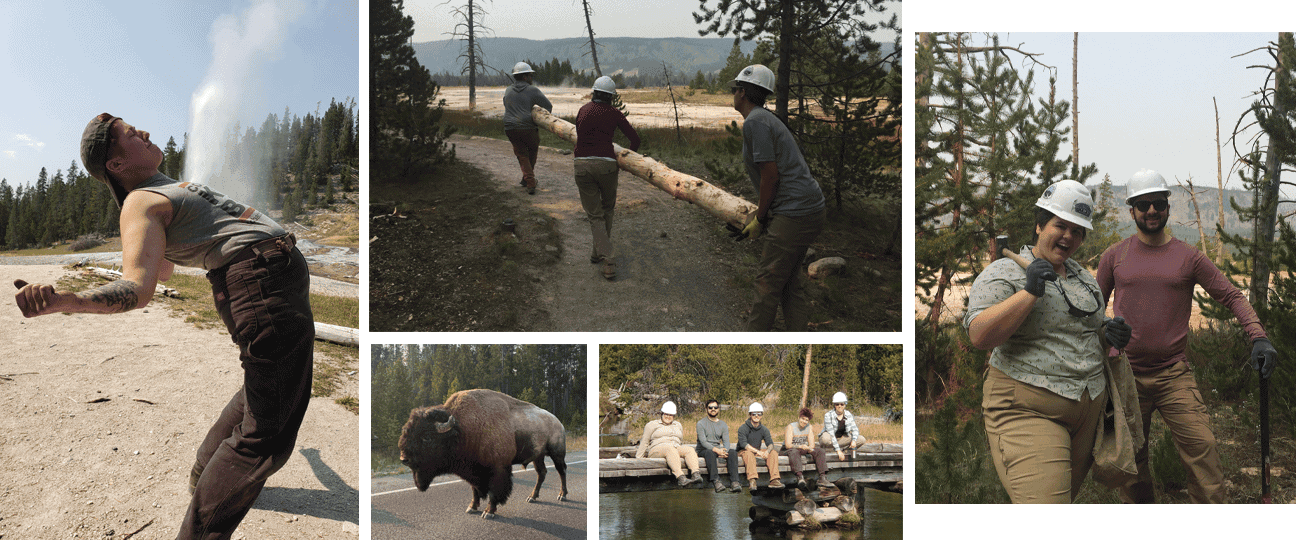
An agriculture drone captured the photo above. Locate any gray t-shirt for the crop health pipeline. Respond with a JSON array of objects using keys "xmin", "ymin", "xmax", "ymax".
[
  {"xmin": 135, "ymin": 173, "xmax": 286, "ymax": 270},
  {"xmin": 964, "ymin": 246, "xmax": 1106, "ymax": 400},
  {"xmin": 502, "ymin": 81, "xmax": 554, "ymax": 131},
  {"xmin": 741, "ymin": 107, "xmax": 824, "ymax": 217},
  {"xmin": 695, "ymin": 417, "xmax": 731, "ymax": 451}
]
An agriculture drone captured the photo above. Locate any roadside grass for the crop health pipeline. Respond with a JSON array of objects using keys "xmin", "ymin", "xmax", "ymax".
[
  {"xmin": 618, "ymin": 87, "xmax": 735, "ymax": 107},
  {"xmin": 1, "ymin": 237, "xmax": 124, "ymax": 256},
  {"xmin": 55, "ymin": 265, "xmax": 360, "ymax": 414}
]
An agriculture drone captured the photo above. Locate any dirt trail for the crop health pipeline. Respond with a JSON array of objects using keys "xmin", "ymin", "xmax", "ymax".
[
  {"xmin": 451, "ymin": 135, "xmax": 749, "ymax": 331},
  {"xmin": 0, "ymin": 265, "xmax": 358, "ymax": 539}
]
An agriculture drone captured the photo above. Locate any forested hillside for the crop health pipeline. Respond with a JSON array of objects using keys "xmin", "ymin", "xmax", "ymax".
[{"xmin": 0, "ymin": 98, "xmax": 357, "ymax": 251}]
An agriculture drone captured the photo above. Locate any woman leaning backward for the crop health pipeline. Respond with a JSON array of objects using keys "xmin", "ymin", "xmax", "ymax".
[
  {"xmin": 574, "ymin": 76, "xmax": 640, "ymax": 280},
  {"xmin": 963, "ymin": 180, "xmax": 1133, "ymax": 503}
]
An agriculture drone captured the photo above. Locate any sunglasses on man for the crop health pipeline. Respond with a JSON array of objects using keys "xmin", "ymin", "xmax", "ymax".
[{"xmin": 1133, "ymin": 199, "xmax": 1169, "ymax": 212}]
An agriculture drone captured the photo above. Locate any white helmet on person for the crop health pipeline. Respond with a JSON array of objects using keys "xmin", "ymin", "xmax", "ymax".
[
  {"xmin": 1126, "ymin": 168, "xmax": 1171, "ymax": 205},
  {"xmin": 729, "ymin": 64, "xmax": 776, "ymax": 94},
  {"xmin": 832, "ymin": 392, "xmax": 848, "ymax": 404},
  {"xmin": 661, "ymin": 401, "xmax": 677, "ymax": 415},
  {"xmin": 748, "ymin": 402, "xmax": 764, "ymax": 414},
  {"xmin": 512, "ymin": 62, "xmax": 535, "ymax": 75},
  {"xmin": 1035, "ymin": 179, "xmax": 1095, "ymax": 230},
  {"xmin": 592, "ymin": 76, "xmax": 617, "ymax": 95}
]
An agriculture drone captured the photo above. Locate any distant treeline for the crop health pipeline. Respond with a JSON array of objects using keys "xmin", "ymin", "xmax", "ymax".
[
  {"xmin": 431, "ymin": 56, "xmax": 676, "ymax": 89},
  {"xmin": 0, "ymin": 98, "xmax": 357, "ymax": 251},
  {"xmin": 370, "ymin": 344, "xmax": 588, "ymax": 453}
]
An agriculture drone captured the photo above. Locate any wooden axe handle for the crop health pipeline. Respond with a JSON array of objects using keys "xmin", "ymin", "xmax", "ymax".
[{"xmin": 1000, "ymin": 248, "xmax": 1030, "ymax": 269}]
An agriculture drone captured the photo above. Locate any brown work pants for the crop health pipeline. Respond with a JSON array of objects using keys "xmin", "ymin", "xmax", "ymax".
[
  {"xmin": 648, "ymin": 444, "xmax": 699, "ymax": 478},
  {"xmin": 574, "ymin": 158, "xmax": 620, "ymax": 261},
  {"xmin": 746, "ymin": 209, "xmax": 826, "ymax": 331},
  {"xmin": 183, "ymin": 245, "xmax": 315, "ymax": 539},
  {"xmin": 1119, "ymin": 361, "xmax": 1224, "ymax": 503},
  {"xmin": 738, "ymin": 446, "xmax": 780, "ymax": 481},
  {"xmin": 983, "ymin": 366, "xmax": 1104, "ymax": 503},
  {"xmin": 505, "ymin": 128, "xmax": 540, "ymax": 188}
]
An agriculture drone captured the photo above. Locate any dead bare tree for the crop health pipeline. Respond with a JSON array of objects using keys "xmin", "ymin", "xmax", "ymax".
[
  {"xmin": 799, "ymin": 345, "xmax": 812, "ymax": 411},
  {"xmin": 1180, "ymin": 175, "xmax": 1212, "ymax": 253},
  {"xmin": 662, "ymin": 62, "xmax": 683, "ymax": 142},
  {"xmin": 443, "ymin": 0, "xmax": 493, "ymax": 110},
  {"xmin": 1072, "ymin": 32, "xmax": 1080, "ymax": 171},
  {"xmin": 1213, "ymin": 97, "xmax": 1227, "ymax": 264},
  {"xmin": 580, "ymin": 0, "xmax": 602, "ymax": 76}
]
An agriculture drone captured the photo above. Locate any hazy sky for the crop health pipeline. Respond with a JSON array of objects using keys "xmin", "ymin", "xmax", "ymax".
[
  {"xmin": 406, "ymin": 0, "xmax": 900, "ymax": 42},
  {"xmin": 992, "ymin": 32, "xmax": 1279, "ymax": 192},
  {"xmin": 0, "ymin": 0, "xmax": 358, "ymax": 188}
]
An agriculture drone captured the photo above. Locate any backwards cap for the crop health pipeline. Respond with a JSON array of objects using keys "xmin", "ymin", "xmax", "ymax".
[{"xmin": 80, "ymin": 113, "xmax": 129, "ymax": 208}]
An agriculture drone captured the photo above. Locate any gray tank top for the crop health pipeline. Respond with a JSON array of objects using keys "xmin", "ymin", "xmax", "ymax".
[
  {"xmin": 135, "ymin": 174, "xmax": 286, "ymax": 270},
  {"xmin": 789, "ymin": 422, "xmax": 812, "ymax": 447}
]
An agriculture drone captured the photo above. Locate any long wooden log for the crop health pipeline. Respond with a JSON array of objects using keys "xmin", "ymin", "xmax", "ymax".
[
  {"xmin": 86, "ymin": 267, "xmax": 178, "ymax": 298},
  {"xmin": 532, "ymin": 105, "xmax": 757, "ymax": 227},
  {"xmin": 787, "ymin": 507, "xmax": 845, "ymax": 527}
]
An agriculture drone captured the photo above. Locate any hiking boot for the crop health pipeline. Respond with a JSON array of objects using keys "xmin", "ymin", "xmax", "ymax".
[
  {"xmin": 602, "ymin": 260, "xmax": 617, "ymax": 280},
  {"xmin": 768, "ymin": 477, "xmax": 784, "ymax": 489},
  {"xmin": 714, "ymin": 480, "xmax": 726, "ymax": 493},
  {"xmin": 590, "ymin": 254, "xmax": 605, "ymax": 264},
  {"xmin": 796, "ymin": 476, "xmax": 808, "ymax": 491},
  {"xmin": 677, "ymin": 475, "xmax": 691, "ymax": 487},
  {"xmin": 688, "ymin": 471, "xmax": 703, "ymax": 485},
  {"xmin": 729, "ymin": 481, "xmax": 743, "ymax": 493}
]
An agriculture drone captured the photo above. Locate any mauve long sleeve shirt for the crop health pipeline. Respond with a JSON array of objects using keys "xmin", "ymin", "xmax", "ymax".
[{"xmin": 574, "ymin": 100, "xmax": 640, "ymax": 159}]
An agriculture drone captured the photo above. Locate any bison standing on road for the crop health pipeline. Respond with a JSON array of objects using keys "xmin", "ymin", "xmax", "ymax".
[{"xmin": 398, "ymin": 389, "xmax": 569, "ymax": 518}]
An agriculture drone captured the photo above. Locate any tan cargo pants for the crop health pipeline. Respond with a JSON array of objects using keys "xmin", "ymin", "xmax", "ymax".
[
  {"xmin": 982, "ymin": 366, "xmax": 1104, "ymax": 503},
  {"xmin": 1119, "ymin": 361, "xmax": 1224, "ymax": 503},
  {"xmin": 737, "ymin": 446, "xmax": 780, "ymax": 481},
  {"xmin": 574, "ymin": 159, "xmax": 620, "ymax": 261},
  {"xmin": 746, "ymin": 209, "xmax": 826, "ymax": 331},
  {"xmin": 648, "ymin": 444, "xmax": 699, "ymax": 478}
]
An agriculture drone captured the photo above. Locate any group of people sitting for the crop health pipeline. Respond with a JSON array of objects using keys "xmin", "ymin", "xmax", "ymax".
[{"xmin": 634, "ymin": 393, "xmax": 863, "ymax": 492}]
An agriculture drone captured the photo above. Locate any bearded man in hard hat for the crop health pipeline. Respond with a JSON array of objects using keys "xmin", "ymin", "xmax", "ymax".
[
  {"xmin": 14, "ymin": 113, "xmax": 315, "ymax": 536},
  {"xmin": 1096, "ymin": 168, "xmax": 1277, "ymax": 504},
  {"xmin": 735, "ymin": 402, "xmax": 784, "ymax": 490},
  {"xmin": 818, "ymin": 392, "xmax": 861, "ymax": 461},
  {"xmin": 503, "ymin": 61, "xmax": 554, "ymax": 195},
  {"xmin": 965, "ymin": 180, "xmax": 1131, "ymax": 502},
  {"xmin": 727, "ymin": 64, "xmax": 826, "ymax": 331},
  {"xmin": 634, "ymin": 401, "xmax": 703, "ymax": 486},
  {"xmin": 574, "ymin": 75, "xmax": 640, "ymax": 280}
]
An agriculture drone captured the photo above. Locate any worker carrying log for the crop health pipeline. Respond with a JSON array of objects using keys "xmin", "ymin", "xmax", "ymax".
[
  {"xmin": 964, "ymin": 180, "xmax": 1133, "ymax": 503},
  {"xmin": 1096, "ymin": 168, "xmax": 1278, "ymax": 503},
  {"xmin": 574, "ymin": 76, "xmax": 640, "ymax": 280},
  {"xmin": 503, "ymin": 61, "xmax": 553, "ymax": 195},
  {"xmin": 727, "ymin": 64, "xmax": 827, "ymax": 331}
]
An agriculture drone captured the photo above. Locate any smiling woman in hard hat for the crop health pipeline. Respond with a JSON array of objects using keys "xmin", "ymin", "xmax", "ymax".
[
  {"xmin": 818, "ymin": 392, "xmax": 862, "ymax": 461},
  {"xmin": 963, "ymin": 180, "xmax": 1133, "ymax": 503},
  {"xmin": 503, "ymin": 61, "xmax": 554, "ymax": 195},
  {"xmin": 635, "ymin": 401, "xmax": 704, "ymax": 487},
  {"xmin": 727, "ymin": 65, "xmax": 826, "ymax": 331},
  {"xmin": 574, "ymin": 76, "xmax": 640, "ymax": 280}
]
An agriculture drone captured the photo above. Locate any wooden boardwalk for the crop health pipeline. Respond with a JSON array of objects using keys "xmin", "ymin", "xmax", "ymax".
[{"xmin": 598, "ymin": 443, "xmax": 902, "ymax": 493}]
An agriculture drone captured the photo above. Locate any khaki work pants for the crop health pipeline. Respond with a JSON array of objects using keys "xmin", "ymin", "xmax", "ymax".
[
  {"xmin": 1119, "ymin": 361, "xmax": 1224, "ymax": 503},
  {"xmin": 574, "ymin": 159, "xmax": 620, "ymax": 261},
  {"xmin": 746, "ymin": 209, "xmax": 826, "ymax": 331},
  {"xmin": 737, "ymin": 446, "xmax": 780, "ymax": 481},
  {"xmin": 982, "ymin": 366, "xmax": 1104, "ymax": 503},
  {"xmin": 648, "ymin": 444, "xmax": 699, "ymax": 478},
  {"xmin": 818, "ymin": 432, "xmax": 855, "ymax": 451},
  {"xmin": 505, "ymin": 128, "xmax": 540, "ymax": 188}
]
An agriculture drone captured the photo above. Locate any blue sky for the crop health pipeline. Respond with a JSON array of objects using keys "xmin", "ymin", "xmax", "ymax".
[{"xmin": 0, "ymin": 0, "xmax": 358, "ymax": 189}]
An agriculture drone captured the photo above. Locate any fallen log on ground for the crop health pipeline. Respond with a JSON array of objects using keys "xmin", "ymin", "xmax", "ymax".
[
  {"xmin": 532, "ymin": 105, "xmax": 757, "ymax": 227},
  {"xmin": 86, "ymin": 266, "xmax": 178, "ymax": 298},
  {"xmin": 787, "ymin": 506, "xmax": 844, "ymax": 527}
]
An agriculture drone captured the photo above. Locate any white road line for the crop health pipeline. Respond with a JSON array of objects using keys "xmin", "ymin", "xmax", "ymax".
[{"xmin": 371, "ymin": 459, "xmax": 588, "ymax": 497}]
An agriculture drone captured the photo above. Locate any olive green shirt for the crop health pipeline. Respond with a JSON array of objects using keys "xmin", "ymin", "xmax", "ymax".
[{"xmin": 964, "ymin": 246, "xmax": 1106, "ymax": 400}]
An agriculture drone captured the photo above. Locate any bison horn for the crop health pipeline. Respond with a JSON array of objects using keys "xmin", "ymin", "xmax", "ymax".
[{"xmin": 435, "ymin": 415, "xmax": 457, "ymax": 433}]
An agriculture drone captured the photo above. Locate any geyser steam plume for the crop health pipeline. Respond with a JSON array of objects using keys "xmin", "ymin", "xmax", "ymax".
[{"xmin": 184, "ymin": 0, "xmax": 305, "ymax": 206}]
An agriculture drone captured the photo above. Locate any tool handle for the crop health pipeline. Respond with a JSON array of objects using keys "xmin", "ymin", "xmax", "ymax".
[
  {"xmin": 1261, "ymin": 374, "xmax": 1271, "ymax": 503},
  {"xmin": 999, "ymin": 248, "xmax": 1030, "ymax": 269}
]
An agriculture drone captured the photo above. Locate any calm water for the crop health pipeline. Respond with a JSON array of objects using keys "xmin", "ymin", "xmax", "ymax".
[{"xmin": 599, "ymin": 487, "xmax": 901, "ymax": 540}]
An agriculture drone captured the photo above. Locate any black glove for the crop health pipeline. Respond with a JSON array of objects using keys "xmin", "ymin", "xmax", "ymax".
[
  {"xmin": 1024, "ymin": 257, "xmax": 1057, "ymax": 297},
  {"xmin": 1104, "ymin": 316, "xmax": 1132, "ymax": 350},
  {"xmin": 1251, "ymin": 337, "xmax": 1278, "ymax": 379}
]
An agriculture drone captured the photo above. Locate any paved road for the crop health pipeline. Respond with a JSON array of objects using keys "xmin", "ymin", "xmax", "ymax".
[{"xmin": 371, "ymin": 452, "xmax": 587, "ymax": 540}]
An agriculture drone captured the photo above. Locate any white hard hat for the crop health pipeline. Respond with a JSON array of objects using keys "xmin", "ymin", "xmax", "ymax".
[
  {"xmin": 1126, "ymin": 168, "xmax": 1171, "ymax": 205},
  {"xmin": 593, "ymin": 76, "xmax": 617, "ymax": 95},
  {"xmin": 730, "ymin": 64, "xmax": 775, "ymax": 94},
  {"xmin": 748, "ymin": 402, "xmax": 764, "ymax": 414},
  {"xmin": 512, "ymin": 62, "xmax": 535, "ymax": 75},
  {"xmin": 661, "ymin": 401, "xmax": 677, "ymax": 415},
  {"xmin": 832, "ymin": 392, "xmax": 848, "ymax": 404},
  {"xmin": 1035, "ymin": 179, "xmax": 1094, "ymax": 230}
]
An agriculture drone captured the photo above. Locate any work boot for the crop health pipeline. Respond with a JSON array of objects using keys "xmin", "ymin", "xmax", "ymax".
[
  {"xmin": 688, "ymin": 471, "xmax": 703, "ymax": 485},
  {"xmin": 796, "ymin": 476, "xmax": 808, "ymax": 491},
  {"xmin": 729, "ymin": 480, "xmax": 743, "ymax": 493},
  {"xmin": 524, "ymin": 174, "xmax": 537, "ymax": 195},
  {"xmin": 747, "ymin": 478, "xmax": 759, "ymax": 491},
  {"xmin": 714, "ymin": 480, "xmax": 726, "ymax": 493},
  {"xmin": 677, "ymin": 475, "xmax": 691, "ymax": 487},
  {"xmin": 768, "ymin": 477, "xmax": 785, "ymax": 489}
]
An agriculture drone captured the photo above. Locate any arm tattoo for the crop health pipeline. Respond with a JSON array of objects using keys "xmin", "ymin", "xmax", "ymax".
[{"xmin": 81, "ymin": 280, "xmax": 141, "ymax": 313}]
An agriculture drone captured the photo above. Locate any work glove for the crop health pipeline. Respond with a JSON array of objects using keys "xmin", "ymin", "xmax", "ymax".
[
  {"xmin": 1104, "ymin": 316, "xmax": 1132, "ymax": 350},
  {"xmin": 1023, "ymin": 257, "xmax": 1057, "ymax": 297},
  {"xmin": 1251, "ymin": 337, "xmax": 1278, "ymax": 379},
  {"xmin": 726, "ymin": 213, "xmax": 768, "ymax": 242}
]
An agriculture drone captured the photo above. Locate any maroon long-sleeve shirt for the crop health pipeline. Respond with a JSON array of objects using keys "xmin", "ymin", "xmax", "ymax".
[
  {"xmin": 574, "ymin": 100, "xmax": 640, "ymax": 159},
  {"xmin": 1096, "ymin": 236, "xmax": 1265, "ymax": 374}
]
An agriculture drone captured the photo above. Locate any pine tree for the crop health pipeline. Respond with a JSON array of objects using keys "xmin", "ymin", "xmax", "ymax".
[{"xmin": 372, "ymin": 0, "xmax": 456, "ymax": 182}]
